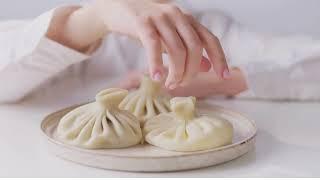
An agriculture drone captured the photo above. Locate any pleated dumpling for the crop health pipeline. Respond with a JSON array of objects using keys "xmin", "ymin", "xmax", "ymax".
[
  {"xmin": 119, "ymin": 75, "xmax": 171, "ymax": 124},
  {"xmin": 143, "ymin": 97, "xmax": 233, "ymax": 152},
  {"xmin": 56, "ymin": 88, "xmax": 142, "ymax": 149}
]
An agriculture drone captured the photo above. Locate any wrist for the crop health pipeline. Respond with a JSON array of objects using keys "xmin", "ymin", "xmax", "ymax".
[
  {"xmin": 47, "ymin": 5, "xmax": 108, "ymax": 53},
  {"xmin": 66, "ymin": 4, "xmax": 108, "ymax": 51}
]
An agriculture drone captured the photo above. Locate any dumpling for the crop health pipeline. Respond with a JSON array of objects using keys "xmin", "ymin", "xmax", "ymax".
[
  {"xmin": 143, "ymin": 96, "xmax": 233, "ymax": 152},
  {"xmin": 56, "ymin": 88, "xmax": 142, "ymax": 149},
  {"xmin": 119, "ymin": 75, "xmax": 171, "ymax": 124}
]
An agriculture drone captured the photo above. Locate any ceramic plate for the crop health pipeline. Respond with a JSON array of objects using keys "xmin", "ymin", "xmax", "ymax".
[{"xmin": 41, "ymin": 102, "xmax": 257, "ymax": 172}]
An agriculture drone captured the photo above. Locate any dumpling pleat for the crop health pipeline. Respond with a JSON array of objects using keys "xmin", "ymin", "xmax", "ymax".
[
  {"xmin": 63, "ymin": 113, "xmax": 93, "ymax": 140},
  {"xmin": 59, "ymin": 104, "xmax": 93, "ymax": 130},
  {"xmin": 116, "ymin": 112, "xmax": 141, "ymax": 135},
  {"xmin": 162, "ymin": 97, "xmax": 171, "ymax": 111},
  {"xmin": 174, "ymin": 123, "xmax": 188, "ymax": 142},
  {"xmin": 91, "ymin": 112, "xmax": 105, "ymax": 137},
  {"xmin": 119, "ymin": 91, "xmax": 136, "ymax": 109},
  {"xmin": 145, "ymin": 97, "xmax": 156, "ymax": 119},
  {"xmin": 114, "ymin": 112, "xmax": 136, "ymax": 137},
  {"xmin": 124, "ymin": 94, "xmax": 140, "ymax": 113},
  {"xmin": 153, "ymin": 98, "xmax": 168, "ymax": 114},
  {"xmin": 76, "ymin": 117, "xmax": 96, "ymax": 143},
  {"xmin": 146, "ymin": 125, "xmax": 179, "ymax": 143},
  {"xmin": 101, "ymin": 116, "xmax": 119, "ymax": 144},
  {"xmin": 134, "ymin": 95, "xmax": 146, "ymax": 117},
  {"xmin": 107, "ymin": 110, "xmax": 125, "ymax": 137}
]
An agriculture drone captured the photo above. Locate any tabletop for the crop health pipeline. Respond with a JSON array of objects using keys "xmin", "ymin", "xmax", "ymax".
[{"xmin": 0, "ymin": 96, "xmax": 319, "ymax": 177}]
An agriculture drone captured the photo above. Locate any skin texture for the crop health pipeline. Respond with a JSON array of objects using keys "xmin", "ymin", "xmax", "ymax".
[{"xmin": 46, "ymin": 0, "xmax": 247, "ymax": 98}]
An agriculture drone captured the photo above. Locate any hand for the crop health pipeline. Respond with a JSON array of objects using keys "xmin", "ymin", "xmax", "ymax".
[
  {"xmin": 116, "ymin": 67, "xmax": 248, "ymax": 98},
  {"xmin": 48, "ymin": 0, "xmax": 230, "ymax": 89},
  {"xmin": 92, "ymin": 0, "xmax": 230, "ymax": 88}
]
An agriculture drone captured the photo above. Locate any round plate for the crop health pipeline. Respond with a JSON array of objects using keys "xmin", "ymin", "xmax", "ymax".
[{"xmin": 40, "ymin": 102, "xmax": 257, "ymax": 172}]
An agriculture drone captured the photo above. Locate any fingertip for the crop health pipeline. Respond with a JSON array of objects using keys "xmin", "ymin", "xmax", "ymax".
[
  {"xmin": 165, "ymin": 78, "xmax": 178, "ymax": 90},
  {"xmin": 150, "ymin": 66, "xmax": 166, "ymax": 82},
  {"xmin": 222, "ymin": 68, "xmax": 231, "ymax": 79},
  {"xmin": 152, "ymin": 71, "xmax": 163, "ymax": 82}
]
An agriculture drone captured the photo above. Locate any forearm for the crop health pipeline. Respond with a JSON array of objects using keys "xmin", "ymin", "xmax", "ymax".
[
  {"xmin": 0, "ymin": 6, "xmax": 92, "ymax": 103},
  {"xmin": 46, "ymin": 5, "xmax": 107, "ymax": 53}
]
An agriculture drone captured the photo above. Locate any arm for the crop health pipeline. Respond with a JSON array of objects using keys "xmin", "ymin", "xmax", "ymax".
[
  {"xmin": 0, "ymin": 7, "xmax": 90, "ymax": 103},
  {"xmin": 0, "ymin": 0, "xmax": 230, "ymax": 103},
  {"xmin": 57, "ymin": 0, "xmax": 229, "ymax": 88}
]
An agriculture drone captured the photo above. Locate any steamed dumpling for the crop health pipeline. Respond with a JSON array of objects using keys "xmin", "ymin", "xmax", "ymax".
[
  {"xmin": 143, "ymin": 97, "xmax": 233, "ymax": 152},
  {"xmin": 119, "ymin": 75, "xmax": 171, "ymax": 124},
  {"xmin": 56, "ymin": 88, "xmax": 142, "ymax": 149}
]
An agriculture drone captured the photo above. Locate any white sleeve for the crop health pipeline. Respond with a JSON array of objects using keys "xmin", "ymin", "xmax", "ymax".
[
  {"xmin": 197, "ymin": 10, "xmax": 320, "ymax": 100},
  {"xmin": 0, "ymin": 8, "xmax": 89, "ymax": 103}
]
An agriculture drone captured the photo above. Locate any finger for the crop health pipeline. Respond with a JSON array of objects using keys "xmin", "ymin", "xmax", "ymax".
[
  {"xmin": 167, "ymin": 6, "xmax": 203, "ymax": 85},
  {"xmin": 200, "ymin": 56, "xmax": 211, "ymax": 72},
  {"xmin": 187, "ymin": 15, "xmax": 230, "ymax": 79},
  {"xmin": 167, "ymin": 68, "xmax": 246, "ymax": 97},
  {"xmin": 167, "ymin": 72, "xmax": 219, "ymax": 98},
  {"xmin": 115, "ymin": 71, "xmax": 142, "ymax": 89},
  {"xmin": 153, "ymin": 13, "xmax": 186, "ymax": 89},
  {"xmin": 137, "ymin": 17, "xmax": 164, "ymax": 82},
  {"xmin": 158, "ymin": 56, "xmax": 210, "ymax": 76}
]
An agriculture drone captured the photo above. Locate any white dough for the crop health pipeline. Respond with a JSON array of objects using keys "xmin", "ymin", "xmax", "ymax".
[
  {"xmin": 56, "ymin": 88, "xmax": 142, "ymax": 149},
  {"xmin": 119, "ymin": 75, "xmax": 171, "ymax": 124},
  {"xmin": 143, "ymin": 97, "xmax": 233, "ymax": 152}
]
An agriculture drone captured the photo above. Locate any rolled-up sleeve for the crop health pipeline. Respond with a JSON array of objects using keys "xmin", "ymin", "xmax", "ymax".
[{"xmin": 0, "ymin": 8, "xmax": 89, "ymax": 103}]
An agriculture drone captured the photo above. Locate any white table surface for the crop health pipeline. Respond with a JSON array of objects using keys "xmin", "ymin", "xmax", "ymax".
[{"xmin": 1, "ymin": 97, "xmax": 319, "ymax": 177}]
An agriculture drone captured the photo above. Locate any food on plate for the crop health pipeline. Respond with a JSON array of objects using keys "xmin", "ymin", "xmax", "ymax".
[
  {"xmin": 143, "ymin": 96, "xmax": 233, "ymax": 152},
  {"xmin": 56, "ymin": 88, "xmax": 142, "ymax": 149},
  {"xmin": 119, "ymin": 75, "xmax": 171, "ymax": 124}
]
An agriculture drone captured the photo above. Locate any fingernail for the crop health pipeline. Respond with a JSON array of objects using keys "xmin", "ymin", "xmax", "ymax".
[
  {"xmin": 152, "ymin": 71, "xmax": 162, "ymax": 82},
  {"xmin": 222, "ymin": 68, "xmax": 231, "ymax": 79}
]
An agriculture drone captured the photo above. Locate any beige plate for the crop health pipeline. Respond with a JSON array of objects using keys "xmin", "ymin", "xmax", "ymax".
[{"xmin": 40, "ymin": 102, "xmax": 257, "ymax": 172}]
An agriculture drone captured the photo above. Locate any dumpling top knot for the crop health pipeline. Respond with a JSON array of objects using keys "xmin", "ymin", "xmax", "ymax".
[
  {"xmin": 139, "ymin": 75, "xmax": 161, "ymax": 96},
  {"xmin": 95, "ymin": 88, "xmax": 128, "ymax": 109},
  {"xmin": 170, "ymin": 97, "xmax": 196, "ymax": 121},
  {"xmin": 119, "ymin": 75, "xmax": 171, "ymax": 124}
]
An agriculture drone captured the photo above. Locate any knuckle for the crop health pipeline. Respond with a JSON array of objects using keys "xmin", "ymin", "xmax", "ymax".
[
  {"xmin": 154, "ymin": 11, "xmax": 167, "ymax": 20},
  {"xmin": 172, "ymin": 44, "xmax": 186, "ymax": 57},
  {"xmin": 166, "ymin": 4, "xmax": 181, "ymax": 14},
  {"xmin": 145, "ymin": 29, "xmax": 159, "ymax": 42},
  {"xmin": 189, "ymin": 38, "xmax": 202, "ymax": 50},
  {"xmin": 137, "ymin": 16, "xmax": 152, "ymax": 26}
]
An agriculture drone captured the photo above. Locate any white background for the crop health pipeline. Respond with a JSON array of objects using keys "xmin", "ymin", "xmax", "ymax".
[{"xmin": 1, "ymin": 0, "xmax": 320, "ymax": 37}]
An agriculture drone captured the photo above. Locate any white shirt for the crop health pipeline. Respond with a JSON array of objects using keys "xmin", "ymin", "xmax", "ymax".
[{"xmin": 0, "ymin": 5, "xmax": 320, "ymax": 103}]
